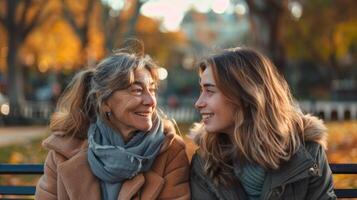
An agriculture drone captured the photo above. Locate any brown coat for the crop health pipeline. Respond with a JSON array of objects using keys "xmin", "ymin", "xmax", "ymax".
[{"xmin": 35, "ymin": 128, "xmax": 190, "ymax": 200}]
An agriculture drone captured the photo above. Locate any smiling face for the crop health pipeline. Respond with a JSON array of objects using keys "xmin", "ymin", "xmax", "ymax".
[
  {"xmin": 103, "ymin": 67, "xmax": 157, "ymax": 139},
  {"xmin": 195, "ymin": 65, "xmax": 236, "ymax": 134}
]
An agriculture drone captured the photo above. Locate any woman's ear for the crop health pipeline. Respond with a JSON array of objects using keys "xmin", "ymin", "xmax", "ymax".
[{"xmin": 102, "ymin": 100, "xmax": 111, "ymax": 113}]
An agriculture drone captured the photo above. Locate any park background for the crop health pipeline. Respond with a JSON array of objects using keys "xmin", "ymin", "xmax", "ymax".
[{"xmin": 0, "ymin": 0, "xmax": 356, "ymax": 197}]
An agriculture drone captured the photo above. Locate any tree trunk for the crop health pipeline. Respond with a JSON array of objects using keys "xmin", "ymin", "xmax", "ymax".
[
  {"xmin": 123, "ymin": 0, "xmax": 143, "ymax": 38},
  {"xmin": 246, "ymin": 0, "xmax": 287, "ymax": 74},
  {"xmin": 7, "ymin": 35, "xmax": 25, "ymax": 117}
]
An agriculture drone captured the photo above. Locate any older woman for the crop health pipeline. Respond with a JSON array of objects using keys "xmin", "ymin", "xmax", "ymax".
[
  {"xmin": 190, "ymin": 47, "xmax": 336, "ymax": 200},
  {"xmin": 35, "ymin": 50, "xmax": 190, "ymax": 200}
]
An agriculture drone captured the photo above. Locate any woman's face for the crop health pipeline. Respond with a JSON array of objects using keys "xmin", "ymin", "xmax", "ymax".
[
  {"xmin": 103, "ymin": 67, "xmax": 157, "ymax": 137},
  {"xmin": 195, "ymin": 66, "xmax": 236, "ymax": 134}
]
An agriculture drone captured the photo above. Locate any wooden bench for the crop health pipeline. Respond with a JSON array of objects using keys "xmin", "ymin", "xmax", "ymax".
[{"xmin": 1, "ymin": 163, "xmax": 357, "ymax": 199}]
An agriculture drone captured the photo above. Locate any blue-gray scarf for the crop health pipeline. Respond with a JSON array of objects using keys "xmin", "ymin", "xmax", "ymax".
[
  {"xmin": 234, "ymin": 162, "xmax": 266, "ymax": 200},
  {"xmin": 87, "ymin": 117, "xmax": 165, "ymax": 200}
]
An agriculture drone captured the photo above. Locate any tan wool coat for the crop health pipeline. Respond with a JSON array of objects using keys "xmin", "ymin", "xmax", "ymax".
[{"xmin": 35, "ymin": 126, "xmax": 190, "ymax": 200}]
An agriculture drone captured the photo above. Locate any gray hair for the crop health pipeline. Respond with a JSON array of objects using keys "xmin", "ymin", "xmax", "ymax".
[{"xmin": 49, "ymin": 51, "xmax": 159, "ymax": 138}]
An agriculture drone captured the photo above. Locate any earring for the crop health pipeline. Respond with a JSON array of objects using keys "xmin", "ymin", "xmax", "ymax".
[{"xmin": 106, "ymin": 111, "xmax": 112, "ymax": 118}]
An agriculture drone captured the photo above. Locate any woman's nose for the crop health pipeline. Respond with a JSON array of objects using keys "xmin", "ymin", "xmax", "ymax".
[
  {"xmin": 195, "ymin": 95, "xmax": 205, "ymax": 110},
  {"xmin": 143, "ymin": 92, "xmax": 156, "ymax": 106}
]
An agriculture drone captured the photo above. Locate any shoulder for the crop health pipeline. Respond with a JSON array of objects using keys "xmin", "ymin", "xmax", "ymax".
[
  {"xmin": 304, "ymin": 141, "xmax": 325, "ymax": 160},
  {"xmin": 190, "ymin": 151, "xmax": 206, "ymax": 183},
  {"xmin": 42, "ymin": 132, "xmax": 87, "ymax": 159},
  {"xmin": 160, "ymin": 119, "xmax": 187, "ymax": 154},
  {"xmin": 189, "ymin": 152, "xmax": 224, "ymax": 199},
  {"xmin": 151, "ymin": 134, "xmax": 189, "ymax": 177},
  {"xmin": 190, "ymin": 151, "xmax": 205, "ymax": 176},
  {"xmin": 160, "ymin": 135, "xmax": 187, "ymax": 162},
  {"xmin": 302, "ymin": 114, "xmax": 328, "ymax": 149}
]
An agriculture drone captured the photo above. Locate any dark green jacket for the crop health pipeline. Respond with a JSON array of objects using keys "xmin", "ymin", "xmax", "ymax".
[{"xmin": 190, "ymin": 141, "xmax": 336, "ymax": 200}]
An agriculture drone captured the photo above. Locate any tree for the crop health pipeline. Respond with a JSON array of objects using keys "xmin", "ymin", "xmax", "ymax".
[
  {"xmin": 61, "ymin": 0, "xmax": 97, "ymax": 66},
  {"xmin": 0, "ymin": 0, "xmax": 51, "ymax": 118},
  {"xmin": 245, "ymin": 0, "xmax": 288, "ymax": 74},
  {"xmin": 284, "ymin": 0, "xmax": 357, "ymax": 73},
  {"xmin": 60, "ymin": 0, "xmax": 145, "ymax": 59},
  {"xmin": 101, "ymin": 0, "xmax": 144, "ymax": 53}
]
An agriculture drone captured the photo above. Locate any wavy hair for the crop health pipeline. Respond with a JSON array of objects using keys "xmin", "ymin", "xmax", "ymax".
[
  {"xmin": 50, "ymin": 49, "xmax": 159, "ymax": 138},
  {"xmin": 196, "ymin": 47, "xmax": 308, "ymax": 186}
]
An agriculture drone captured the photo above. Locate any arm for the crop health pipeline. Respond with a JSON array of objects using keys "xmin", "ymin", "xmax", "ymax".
[
  {"xmin": 305, "ymin": 145, "xmax": 337, "ymax": 200},
  {"xmin": 158, "ymin": 141, "xmax": 191, "ymax": 200},
  {"xmin": 35, "ymin": 150, "xmax": 58, "ymax": 200}
]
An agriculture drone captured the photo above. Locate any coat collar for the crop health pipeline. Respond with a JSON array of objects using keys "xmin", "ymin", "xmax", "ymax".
[
  {"xmin": 43, "ymin": 122, "xmax": 177, "ymax": 159},
  {"xmin": 269, "ymin": 144, "xmax": 315, "ymax": 188},
  {"xmin": 43, "ymin": 126, "xmax": 176, "ymax": 200},
  {"xmin": 260, "ymin": 143, "xmax": 316, "ymax": 199},
  {"xmin": 57, "ymin": 149, "xmax": 101, "ymax": 200},
  {"xmin": 57, "ymin": 147, "xmax": 165, "ymax": 200}
]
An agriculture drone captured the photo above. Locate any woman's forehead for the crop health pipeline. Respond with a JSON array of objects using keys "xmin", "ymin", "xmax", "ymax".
[
  {"xmin": 200, "ymin": 66, "xmax": 215, "ymax": 84},
  {"xmin": 133, "ymin": 68, "xmax": 154, "ymax": 85}
]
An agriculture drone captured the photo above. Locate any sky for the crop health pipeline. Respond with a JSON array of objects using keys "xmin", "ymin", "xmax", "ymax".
[{"xmin": 103, "ymin": 0, "xmax": 250, "ymax": 32}]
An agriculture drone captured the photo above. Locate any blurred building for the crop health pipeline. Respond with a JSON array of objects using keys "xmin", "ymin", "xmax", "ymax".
[{"xmin": 181, "ymin": 8, "xmax": 250, "ymax": 67}]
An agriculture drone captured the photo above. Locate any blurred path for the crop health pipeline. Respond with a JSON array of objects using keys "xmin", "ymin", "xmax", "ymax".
[{"xmin": 0, "ymin": 126, "xmax": 48, "ymax": 147}]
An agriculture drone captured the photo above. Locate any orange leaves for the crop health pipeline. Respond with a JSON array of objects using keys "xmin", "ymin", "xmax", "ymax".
[
  {"xmin": 326, "ymin": 121, "xmax": 357, "ymax": 189},
  {"xmin": 23, "ymin": 18, "xmax": 82, "ymax": 72},
  {"xmin": 327, "ymin": 121, "xmax": 357, "ymax": 163},
  {"xmin": 9, "ymin": 152, "xmax": 24, "ymax": 164}
]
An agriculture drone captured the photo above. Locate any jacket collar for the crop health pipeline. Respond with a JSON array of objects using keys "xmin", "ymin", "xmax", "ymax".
[
  {"xmin": 192, "ymin": 145, "xmax": 315, "ymax": 200},
  {"xmin": 260, "ymin": 144, "xmax": 316, "ymax": 199},
  {"xmin": 191, "ymin": 154, "xmax": 247, "ymax": 200},
  {"xmin": 269, "ymin": 144, "xmax": 315, "ymax": 188}
]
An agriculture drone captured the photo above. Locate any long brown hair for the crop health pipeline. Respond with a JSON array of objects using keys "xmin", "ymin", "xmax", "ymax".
[
  {"xmin": 50, "ymin": 51, "xmax": 159, "ymax": 138},
  {"xmin": 196, "ymin": 47, "xmax": 310, "ymax": 185}
]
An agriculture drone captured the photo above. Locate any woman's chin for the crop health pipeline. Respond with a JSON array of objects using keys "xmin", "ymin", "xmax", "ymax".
[{"xmin": 137, "ymin": 124, "xmax": 152, "ymax": 132}]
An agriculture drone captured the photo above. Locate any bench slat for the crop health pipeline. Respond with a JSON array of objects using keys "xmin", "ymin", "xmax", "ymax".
[
  {"xmin": 0, "ymin": 164, "xmax": 43, "ymax": 174},
  {"xmin": 0, "ymin": 164, "xmax": 357, "ymax": 198},
  {"xmin": 0, "ymin": 186, "xmax": 35, "ymax": 195},
  {"xmin": 335, "ymin": 189, "xmax": 357, "ymax": 198},
  {"xmin": 330, "ymin": 164, "xmax": 357, "ymax": 174}
]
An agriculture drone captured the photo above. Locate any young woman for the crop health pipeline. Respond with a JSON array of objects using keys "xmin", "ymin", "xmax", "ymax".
[
  {"xmin": 190, "ymin": 47, "xmax": 336, "ymax": 200},
  {"xmin": 35, "ymin": 50, "xmax": 190, "ymax": 200}
]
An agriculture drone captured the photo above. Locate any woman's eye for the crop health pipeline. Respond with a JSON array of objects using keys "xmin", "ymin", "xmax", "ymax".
[
  {"xmin": 206, "ymin": 89, "xmax": 214, "ymax": 94},
  {"xmin": 131, "ymin": 88, "xmax": 143, "ymax": 95}
]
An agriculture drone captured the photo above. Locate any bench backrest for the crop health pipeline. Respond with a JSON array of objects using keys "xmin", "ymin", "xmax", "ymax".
[{"xmin": 1, "ymin": 164, "xmax": 357, "ymax": 198}]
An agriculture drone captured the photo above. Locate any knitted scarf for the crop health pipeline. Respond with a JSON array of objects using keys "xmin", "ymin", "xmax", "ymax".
[{"xmin": 87, "ymin": 117, "xmax": 165, "ymax": 200}]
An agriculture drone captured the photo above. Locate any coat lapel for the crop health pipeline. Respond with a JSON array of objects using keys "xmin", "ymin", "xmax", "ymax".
[
  {"xmin": 141, "ymin": 171, "xmax": 165, "ymax": 200},
  {"xmin": 118, "ymin": 173, "xmax": 145, "ymax": 200},
  {"xmin": 260, "ymin": 145, "xmax": 315, "ymax": 199},
  {"xmin": 270, "ymin": 145, "xmax": 315, "ymax": 188},
  {"xmin": 58, "ymin": 150, "xmax": 101, "ymax": 200},
  {"xmin": 118, "ymin": 171, "xmax": 165, "ymax": 200}
]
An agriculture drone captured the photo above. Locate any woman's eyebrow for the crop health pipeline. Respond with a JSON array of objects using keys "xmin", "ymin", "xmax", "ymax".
[
  {"xmin": 132, "ymin": 81, "xmax": 156, "ymax": 87},
  {"xmin": 203, "ymin": 83, "xmax": 216, "ymax": 88}
]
